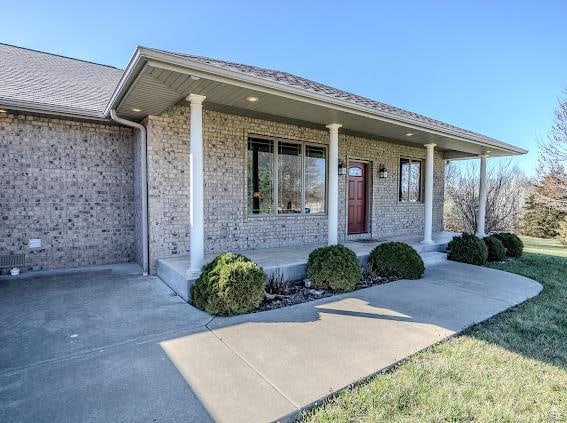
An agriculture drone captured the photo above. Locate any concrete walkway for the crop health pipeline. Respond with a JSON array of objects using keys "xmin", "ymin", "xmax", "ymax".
[
  {"xmin": 0, "ymin": 261, "xmax": 541, "ymax": 423},
  {"xmin": 160, "ymin": 261, "xmax": 541, "ymax": 422}
]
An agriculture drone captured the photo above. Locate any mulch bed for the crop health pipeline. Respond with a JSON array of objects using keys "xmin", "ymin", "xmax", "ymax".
[{"xmin": 255, "ymin": 269, "xmax": 397, "ymax": 312}]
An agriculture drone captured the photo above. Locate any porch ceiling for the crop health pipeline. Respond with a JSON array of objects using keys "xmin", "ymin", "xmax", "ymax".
[{"xmin": 111, "ymin": 51, "xmax": 525, "ymax": 159}]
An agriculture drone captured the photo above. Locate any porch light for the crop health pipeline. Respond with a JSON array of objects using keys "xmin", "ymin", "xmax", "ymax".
[
  {"xmin": 378, "ymin": 164, "xmax": 388, "ymax": 178},
  {"xmin": 405, "ymin": 133, "xmax": 414, "ymax": 137},
  {"xmin": 338, "ymin": 160, "xmax": 347, "ymax": 175},
  {"xmin": 246, "ymin": 96, "xmax": 259, "ymax": 102},
  {"xmin": 0, "ymin": 108, "xmax": 6, "ymax": 113},
  {"xmin": 132, "ymin": 108, "xmax": 142, "ymax": 112}
]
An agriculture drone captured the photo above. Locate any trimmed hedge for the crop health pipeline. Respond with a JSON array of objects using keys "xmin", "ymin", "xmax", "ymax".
[
  {"xmin": 369, "ymin": 242, "xmax": 424, "ymax": 279},
  {"xmin": 483, "ymin": 236, "xmax": 507, "ymax": 262},
  {"xmin": 492, "ymin": 232, "xmax": 524, "ymax": 258},
  {"xmin": 447, "ymin": 233, "xmax": 488, "ymax": 266},
  {"xmin": 190, "ymin": 252, "xmax": 266, "ymax": 316},
  {"xmin": 307, "ymin": 244, "xmax": 361, "ymax": 292}
]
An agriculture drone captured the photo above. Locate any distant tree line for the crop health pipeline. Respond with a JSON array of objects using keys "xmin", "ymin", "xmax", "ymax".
[
  {"xmin": 444, "ymin": 90, "xmax": 567, "ymax": 244},
  {"xmin": 521, "ymin": 92, "xmax": 567, "ymax": 243}
]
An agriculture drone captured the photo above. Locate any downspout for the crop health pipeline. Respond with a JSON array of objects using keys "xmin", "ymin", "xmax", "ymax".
[{"xmin": 110, "ymin": 110, "xmax": 149, "ymax": 276}]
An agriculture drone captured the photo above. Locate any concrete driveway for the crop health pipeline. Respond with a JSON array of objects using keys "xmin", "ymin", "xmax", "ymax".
[{"xmin": 0, "ymin": 262, "xmax": 541, "ymax": 423}]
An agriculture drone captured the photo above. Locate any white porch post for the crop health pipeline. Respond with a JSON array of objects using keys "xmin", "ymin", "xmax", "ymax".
[
  {"xmin": 422, "ymin": 143, "xmax": 436, "ymax": 244},
  {"xmin": 476, "ymin": 154, "xmax": 488, "ymax": 237},
  {"xmin": 188, "ymin": 94, "xmax": 206, "ymax": 274},
  {"xmin": 326, "ymin": 123, "xmax": 342, "ymax": 245}
]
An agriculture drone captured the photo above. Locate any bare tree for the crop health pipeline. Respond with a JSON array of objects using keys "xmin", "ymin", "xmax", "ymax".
[
  {"xmin": 444, "ymin": 160, "xmax": 527, "ymax": 233},
  {"xmin": 537, "ymin": 92, "xmax": 567, "ymax": 212}
]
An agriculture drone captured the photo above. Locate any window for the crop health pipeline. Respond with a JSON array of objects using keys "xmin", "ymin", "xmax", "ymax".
[
  {"xmin": 278, "ymin": 142, "xmax": 302, "ymax": 213},
  {"xmin": 305, "ymin": 145, "xmax": 327, "ymax": 214},
  {"xmin": 247, "ymin": 138, "xmax": 273, "ymax": 214},
  {"xmin": 399, "ymin": 158, "xmax": 422, "ymax": 202},
  {"xmin": 247, "ymin": 137, "xmax": 327, "ymax": 215}
]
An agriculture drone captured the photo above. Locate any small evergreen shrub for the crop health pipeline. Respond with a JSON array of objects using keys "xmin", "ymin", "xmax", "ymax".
[
  {"xmin": 190, "ymin": 252, "xmax": 266, "ymax": 315},
  {"xmin": 447, "ymin": 233, "xmax": 488, "ymax": 266},
  {"xmin": 369, "ymin": 242, "xmax": 425, "ymax": 279},
  {"xmin": 307, "ymin": 245, "xmax": 361, "ymax": 292},
  {"xmin": 483, "ymin": 236, "xmax": 507, "ymax": 262},
  {"xmin": 492, "ymin": 232, "xmax": 524, "ymax": 258}
]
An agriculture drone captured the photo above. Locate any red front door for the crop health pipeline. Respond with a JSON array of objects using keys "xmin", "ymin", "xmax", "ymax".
[{"xmin": 348, "ymin": 162, "xmax": 367, "ymax": 234}]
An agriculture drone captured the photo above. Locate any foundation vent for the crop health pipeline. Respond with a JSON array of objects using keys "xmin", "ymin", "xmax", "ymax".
[{"xmin": 0, "ymin": 254, "xmax": 25, "ymax": 268}]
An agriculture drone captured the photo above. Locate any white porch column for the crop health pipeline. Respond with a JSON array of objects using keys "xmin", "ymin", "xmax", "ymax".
[
  {"xmin": 188, "ymin": 94, "xmax": 206, "ymax": 274},
  {"xmin": 422, "ymin": 143, "xmax": 436, "ymax": 244},
  {"xmin": 476, "ymin": 154, "xmax": 489, "ymax": 237},
  {"xmin": 326, "ymin": 123, "xmax": 342, "ymax": 245}
]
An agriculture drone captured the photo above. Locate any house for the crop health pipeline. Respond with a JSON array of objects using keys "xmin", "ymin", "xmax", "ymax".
[{"xmin": 0, "ymin": 43, "xmax": 526, "ymax": 298}]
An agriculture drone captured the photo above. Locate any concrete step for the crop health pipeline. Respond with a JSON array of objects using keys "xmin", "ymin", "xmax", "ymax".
[{"xmin": 157, "ymin": 258, "xmax": 195, "ymax": 302}]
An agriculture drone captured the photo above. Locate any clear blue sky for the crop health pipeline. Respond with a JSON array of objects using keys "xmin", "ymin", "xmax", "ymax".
[{"xmin": 2, "ymin": 1, "xmax": 566, "ymax": 175}]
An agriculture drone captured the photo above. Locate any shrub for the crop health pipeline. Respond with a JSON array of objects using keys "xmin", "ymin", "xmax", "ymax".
[
  {"xmin": 190, "ymin": 252, "xmax": 266, "ymax": 315},
  {"xmin": 483, "ymin": 236, "xmax": 507, "ymax": 262},
  {"xmin": 369, "ymin": 242, "xmax": 425, "ymax": 279},
  {"xmin": 447, "ymin": 233, "xmax": 488, "ymax": 266},
  {"xmin": 307, "ymin": 245, "xmax": 361, "ymax": 292},
  {"xmin": 492, "ymin": 232, "xmax": 524, "ymax": 258}
]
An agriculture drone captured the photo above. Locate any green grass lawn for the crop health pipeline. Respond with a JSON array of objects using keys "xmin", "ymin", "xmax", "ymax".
[{"xmin": 302, "ymin": 237, "xmax": 567, "ymax": 422}]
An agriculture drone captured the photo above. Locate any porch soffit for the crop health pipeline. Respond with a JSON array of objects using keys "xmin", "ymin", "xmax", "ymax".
[{"xmin": 116, "ymin": 63, "xmax": 515, "ymax": 159}]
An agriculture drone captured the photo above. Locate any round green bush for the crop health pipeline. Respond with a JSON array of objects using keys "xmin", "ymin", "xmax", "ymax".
[
  {"xmin": 190, "ymin": 252, "xmax": 266, "ymax": 316},
  {"xmin": 307, "ymin": 245, "xmax": 361, "ymax": 292},
  {"xmin": 369, "ymin": 242, "xmax": 424, "ymax": 279},
  {"xmin": 447, "ymin": 233, "xmax": 488, "ymax": 266},
  {"xmin": 492, "ymin": 232, "xmax": 524, "ymax": 258},
  {"xmin": 483, "ymin": 236, "xmax": 507, "ymax": 262}
]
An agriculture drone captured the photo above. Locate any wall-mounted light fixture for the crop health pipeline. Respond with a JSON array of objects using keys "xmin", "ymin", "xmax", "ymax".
[
  {"xmin": 378, "ymin": 164, "xmax": 388, "ymax": 178},
  {"xmin": 338, "ymin": 160, "xmax": 347, "ymax": 175}
]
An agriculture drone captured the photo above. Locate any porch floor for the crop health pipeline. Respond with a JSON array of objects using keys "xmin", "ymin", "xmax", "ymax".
[{"xmin": 157, "ymin": 231, "xmax": 457, "ymax": 301}]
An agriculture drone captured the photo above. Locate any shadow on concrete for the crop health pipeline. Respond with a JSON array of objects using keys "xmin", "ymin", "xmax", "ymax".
[{"xmin": 0, "ymin": 260, "xmax": 544, "ymax": 423}]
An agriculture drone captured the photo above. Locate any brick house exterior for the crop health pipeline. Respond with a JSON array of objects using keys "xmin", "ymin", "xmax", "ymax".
[
  {"xmin": 0, "ymin": 43, "xmax": 525, "ymax": 276},
  {"xmin": 145, "ymin": 105, "xmax": 444, "ymax": 273}
]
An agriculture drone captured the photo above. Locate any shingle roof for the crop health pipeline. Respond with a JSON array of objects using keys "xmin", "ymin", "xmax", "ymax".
[
  {"xmin": 0, "ymin": 43, "xmax": 123, "ymax": 116},
  {"xmin": 153, "ymin": 48, "xmax": 502, "ymax": 145}
]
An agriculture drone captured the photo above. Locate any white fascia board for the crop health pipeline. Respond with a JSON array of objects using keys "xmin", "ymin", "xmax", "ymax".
[{"xmin": 109, "ymin": 47, "xmax": 528, "ymax": 156}]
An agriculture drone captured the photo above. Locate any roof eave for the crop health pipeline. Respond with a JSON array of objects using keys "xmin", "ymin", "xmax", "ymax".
[
  {"xmin": 0, "ymin": 98, "xmax": 108, "ymax": 121},
  {"xmin": 107, "ymin": 47, "xmax": 527, "ymax": 156}
]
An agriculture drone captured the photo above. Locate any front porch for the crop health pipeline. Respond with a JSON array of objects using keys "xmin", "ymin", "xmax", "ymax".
[{"xmin": 157, "ymin": 231, "xmax": 455, "ymax": 301}]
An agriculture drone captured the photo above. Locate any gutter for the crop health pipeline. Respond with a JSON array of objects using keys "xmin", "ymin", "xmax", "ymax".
[
  {"xmin": 110, "ymin": 110, "xmax": 149, "ymax": 276},
  {"xmin": 1, "ymin": 98, "xmax": 108, "ymax": 121}
]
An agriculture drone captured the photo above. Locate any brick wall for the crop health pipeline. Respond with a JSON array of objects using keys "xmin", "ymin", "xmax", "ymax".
[
  {"xmin": 146, "ymin": 104, "xmax": 445, "ymax": 272},
  {"xmin": 0, "ymin": 111, "xmax": 135, "ymax": 272}
]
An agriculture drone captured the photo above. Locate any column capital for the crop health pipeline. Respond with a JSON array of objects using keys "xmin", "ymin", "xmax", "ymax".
[
  {"xmin": 424, "ymin": 143, "xmax": 437, "ymax": 149},
  {"xmin": 479, "ymin": 153, "xmax": 490, "ymax": 159},
  {"xmin": 186, "ymin": 94, "xmax": 206, "ymax": 105},
  {"xmin": 326, "ymin": 123, "xmax": 342, "ymax": 132}
]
